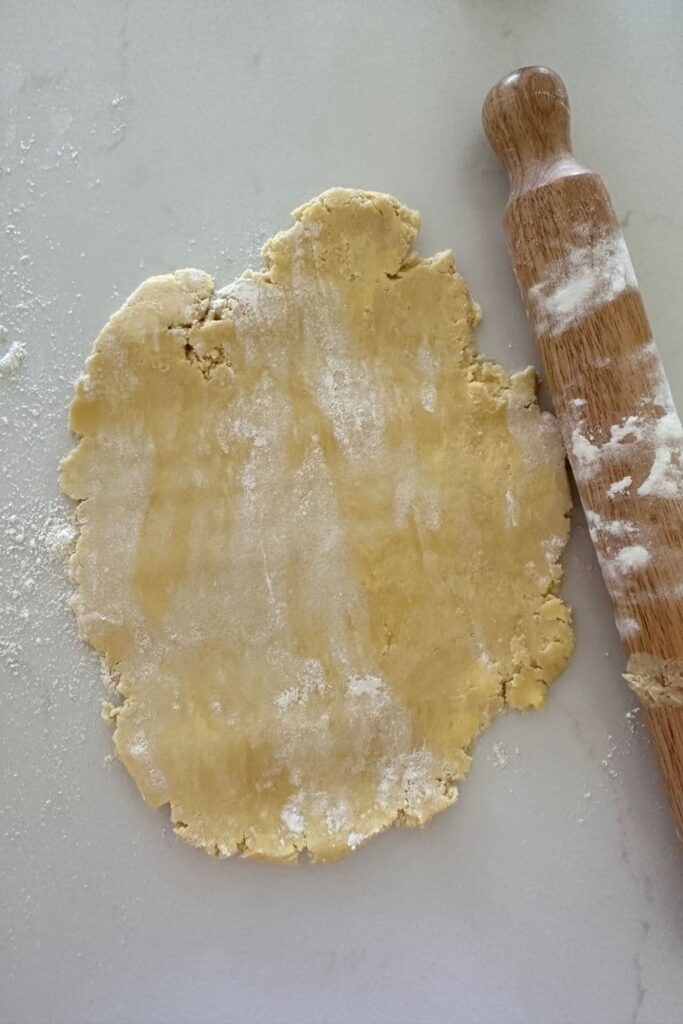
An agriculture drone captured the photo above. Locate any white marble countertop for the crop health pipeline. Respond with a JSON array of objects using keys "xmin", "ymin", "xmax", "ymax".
[{"xmin": 2, "ymin": 3, "xmax": 682, "ymax": 1023}]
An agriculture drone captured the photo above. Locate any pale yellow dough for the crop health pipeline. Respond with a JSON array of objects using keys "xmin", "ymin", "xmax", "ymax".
[{"xmin": 61, "ymin": 188, "xmax": 573, "ymax": 862}]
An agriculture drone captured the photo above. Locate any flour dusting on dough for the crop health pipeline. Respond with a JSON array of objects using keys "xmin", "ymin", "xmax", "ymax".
[{"xmin": 61, "ymin": 188, "xmax": 573, "ymax": 862}]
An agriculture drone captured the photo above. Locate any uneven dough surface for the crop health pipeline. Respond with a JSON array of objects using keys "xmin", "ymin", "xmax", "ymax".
[{"xmin": 61, "ymin": 189, "xmax": 573, "ymax": 862}]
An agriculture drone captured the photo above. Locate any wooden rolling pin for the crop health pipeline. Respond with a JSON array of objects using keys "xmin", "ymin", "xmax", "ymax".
[{"xmin": 482, "ymin": 66, "xmax": 683, "ymax": 838}]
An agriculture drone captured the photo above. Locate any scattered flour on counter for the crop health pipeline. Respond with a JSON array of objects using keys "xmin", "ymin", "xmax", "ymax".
[
  {"xmin": 625, "ymin": 706, "xmax": 641, "ymax": 733},
  {"xmin": 0, "ymin": 339, "xmax": 26, "ymax": 378},
  {"xmin": 42, "ymin": 516, "xmax": 77, "ymax": 567},
  {"xmin": 490, "ymin": 742, "xmax": 509, "ymax": 768},
  {"xmin": 0, "ymin": 89, "xmax": 191, "ymax": 914},
  {"xmin": 528, "ymin": 228, "xmax": 637, "ymax": 336}
]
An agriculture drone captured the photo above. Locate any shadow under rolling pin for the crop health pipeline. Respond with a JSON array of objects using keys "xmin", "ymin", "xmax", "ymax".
[{"xmin": 482, "ymin": 66, "xmax": 683, "ymax": 839}]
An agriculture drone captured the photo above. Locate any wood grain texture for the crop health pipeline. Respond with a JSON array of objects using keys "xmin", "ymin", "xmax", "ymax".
[{"xmin": 483, "ymin": 66, "xmax": 683, "ymax": 837}]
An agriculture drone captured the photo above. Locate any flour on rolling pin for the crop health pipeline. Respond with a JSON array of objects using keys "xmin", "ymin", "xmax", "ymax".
[
  {"xmin": 561, "ymin": 336, "xmax": 683, "ymax": 629},
  {"xmin": 527, "ymin": 224, "xmax": 637, "ymax": 337},
  {"xmin": 571, "ymin": 365, "xmax": 683, "ymax": 710},
  {"xmin": 570, "ymin": 358, "xmax": 683, "ymax": 499}
]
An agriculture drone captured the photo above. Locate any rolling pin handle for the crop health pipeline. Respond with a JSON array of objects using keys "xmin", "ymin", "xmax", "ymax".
[{"xmin": 482, "ymin": 67, "xmax": 579, "ymax": 197}]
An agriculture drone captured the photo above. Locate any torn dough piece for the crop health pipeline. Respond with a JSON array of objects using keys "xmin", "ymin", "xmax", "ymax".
[{"xmin": 61, "ymin": 188, "xmax": 574, "ymax": 862}]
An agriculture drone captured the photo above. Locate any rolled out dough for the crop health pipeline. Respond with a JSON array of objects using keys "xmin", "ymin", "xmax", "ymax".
[{"xmin": 61, "ymin": 188, "xmax": 574, "ymax": 862}]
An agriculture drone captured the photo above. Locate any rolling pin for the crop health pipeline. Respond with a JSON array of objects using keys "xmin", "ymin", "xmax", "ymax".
[{"xmin": 482, "ymin": 66, "xmax": 683, "ymax": 838}]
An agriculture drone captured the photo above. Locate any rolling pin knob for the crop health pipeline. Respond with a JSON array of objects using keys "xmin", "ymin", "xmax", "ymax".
[{"xmin": 482, "ymin": 66, "xmax": 582, "ymax": 198}]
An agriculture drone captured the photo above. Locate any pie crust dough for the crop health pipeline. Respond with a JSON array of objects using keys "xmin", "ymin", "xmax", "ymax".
[{"xmin": 61, "ymin": 189, "xmax": 573, "ymax": 862}]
